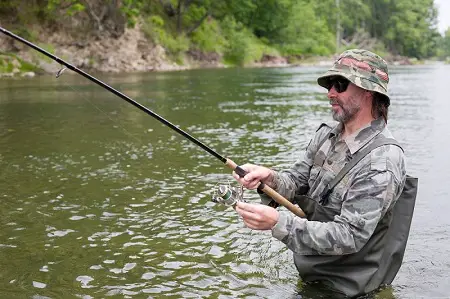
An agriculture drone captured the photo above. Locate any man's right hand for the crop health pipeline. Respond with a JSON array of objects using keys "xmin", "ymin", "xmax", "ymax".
[{"xmin": 232, "ymin": 164, "xmax": 276, "ymax": 190}]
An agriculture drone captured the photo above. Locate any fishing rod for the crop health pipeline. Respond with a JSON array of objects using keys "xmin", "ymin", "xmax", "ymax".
[{"xmin": 0, "ymin": 26, "xmax": 305, "ymax": 218}]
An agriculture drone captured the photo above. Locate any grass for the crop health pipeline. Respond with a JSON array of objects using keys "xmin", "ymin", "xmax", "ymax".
[{"xmin": 0, "ymin": 52, "xmax": 40, "ymax": 74}]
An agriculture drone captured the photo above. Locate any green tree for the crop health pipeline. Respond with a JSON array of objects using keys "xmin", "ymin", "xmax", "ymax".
[
  {"xmin": 276, "ymin": 0, "xmax": 334, "ymax": 56},
  {"xmin": 0, "ymin": 0, "xmax": 446, "ymax": 65},
  {"xmin": 222, "ymin": 0, "xmax": 294, "ymax": 39},
  {"xmin": 442, "ymin": 28, "xmax": 450, "ymax": 57},
  {"xmin": 380, "ymin": 0, "xmax": 439, "ymax": 58}
]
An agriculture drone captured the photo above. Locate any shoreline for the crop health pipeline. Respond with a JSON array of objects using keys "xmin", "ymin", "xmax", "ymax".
[
  {"xmin": 1, "ymin": 25, "xmax": 446, "ymax": 79},
  {"xmin": 1, "ymin": 54, "xmax": 446, "ymax": 79}
]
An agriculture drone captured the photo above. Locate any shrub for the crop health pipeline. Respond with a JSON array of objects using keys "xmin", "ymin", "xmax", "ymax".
[
  {"xmin": 190, "ymin": 19, "xmax": 226, "ymax": 53},
  {"xmin": 143, "ymin": 15, "xmax": 190, "ymax": 64},
  {"xmin": 221, "ymin": 16, "xmax": 265, "ymax": 66}
]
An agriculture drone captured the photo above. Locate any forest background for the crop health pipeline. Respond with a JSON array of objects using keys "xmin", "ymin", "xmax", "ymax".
[{"xmin": 1, "ymin": 0, "xmax": 450, "ymax": 75}]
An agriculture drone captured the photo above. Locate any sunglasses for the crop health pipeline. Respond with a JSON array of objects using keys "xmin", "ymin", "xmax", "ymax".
[{"xmin": 326, "ymin": 77, "xmax": 350, "ymax": 93}]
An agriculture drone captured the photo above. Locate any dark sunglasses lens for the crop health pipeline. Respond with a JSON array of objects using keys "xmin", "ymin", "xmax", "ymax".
[
  {"xmin": 328, "ymin": 78, "xmax": 349, "ymax": 93},
  {"xmin": 336, "ymin": 79, "xmax": 349, "ymax": 93}
]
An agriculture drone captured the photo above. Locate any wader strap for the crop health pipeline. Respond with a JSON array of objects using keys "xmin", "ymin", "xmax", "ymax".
[
  {"xmin": 267, "ymin": 131, "xmax": 330, "ymax": 209},
  {"xmin": 319, "ymin": 138, "xmax": 403, "ymax": 205}
]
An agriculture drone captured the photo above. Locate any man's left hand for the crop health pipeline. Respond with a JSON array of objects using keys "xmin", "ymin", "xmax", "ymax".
[{"xmin": 235, "ymin": 201, "xmax": 279, "ymax": 230}]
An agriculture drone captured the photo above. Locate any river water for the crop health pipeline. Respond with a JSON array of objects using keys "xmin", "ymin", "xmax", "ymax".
[{"xmin": 0, "ymin": 65, "xmax": 449, "ymax": 298}]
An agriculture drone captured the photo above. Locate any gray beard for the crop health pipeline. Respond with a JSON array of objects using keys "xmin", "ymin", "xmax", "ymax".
[
  {"xmin": 331, "ymin": 104, "xmax": 360, "ymax": 123},
  {"xmin": 330, "ymin": 93, "xmax": 362, "ymax": 123}
]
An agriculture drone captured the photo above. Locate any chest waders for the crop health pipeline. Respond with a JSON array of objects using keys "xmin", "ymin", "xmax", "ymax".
[{"xmin": 293, "ymin": 137, "xmax": 418, "ymax": 297}]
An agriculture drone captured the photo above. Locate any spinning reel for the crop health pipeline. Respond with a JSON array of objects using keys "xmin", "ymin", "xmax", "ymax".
[{"xmin": 211, "ymin": 182, "xmax": 245, "ymax": 207}]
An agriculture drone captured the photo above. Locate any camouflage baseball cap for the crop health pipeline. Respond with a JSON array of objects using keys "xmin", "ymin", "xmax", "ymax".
[{"xmin": 317, "ymin": 49, "xmax": 390, "ymax": 105}]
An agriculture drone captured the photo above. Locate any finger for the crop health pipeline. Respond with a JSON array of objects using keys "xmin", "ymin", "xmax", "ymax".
[
  {"xmin": 234, "ymin": 164, "xmax": 252, "ymax": 178},
  {"xmin": 232, "ymin": 178, "xmax": 256, "ymax": 190},
  {"xmin": 243, "ymin": 172, "xmax": 261, "ymax": 184},
  {"xmin": 236, "ymin": 205, "xmax": 262, "ymax": 222},
  {"xmin": 233, "ymin": 170, "xmax": 250, "ymax": 183},
  {"xmin": 236, "ymin": 201, "xmax": 260, "ymax": 213},
  {"xmin": 247, "ymin": 180, "xmax": 261, "ymax": 190},
  {"xmin": 239, "ymin": 163, "xmax": 253, "ymax": 171},
  {"xmin": 232, "ymin": 172, "xmax": 249, "ymax": 186},
  {"xmin": 242, "ymin": 219, "xmax": 261, "ymax": 230},
  {"xmin": 235, "ymin": 205, "xmax": 252, "ymax": 219},
  {"xmin": 237, "ymin": 202, "xmax": 275, "ymax": 221},
  {"xmin": 243, "ymin": 174, "xmax": 263, "ymax": 190},
  {"xmin": 243, "ymin": 171, "xmax": 257, "ymax": 182},
  {"xmin": 243, "ymin": 217, "xmax": 262, "ymax": 227}
]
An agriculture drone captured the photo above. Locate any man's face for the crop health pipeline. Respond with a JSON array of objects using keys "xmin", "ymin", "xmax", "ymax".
[{"xmin": 326, "ymin": 77, "xmax": 366, "ymax": 123}]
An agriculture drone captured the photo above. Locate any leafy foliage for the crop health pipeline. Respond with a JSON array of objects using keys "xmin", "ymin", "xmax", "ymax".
[
  {"xmin": 1, "ymin": 0, "xmax": 449, "ymax": 65},
  {"xmin": 275, "ymin": 1, "xmax": 334, "ymax": 56},
  {"xmin": 190, "ymin": 19, "xmax": 226, "ymax": 53},
  {"xmin": 0, "ymin": 53, "xmax": 40, "ymax": 73},
  {"xmin": 120, "ymin": 0, "xmax": 142, "ymax": 28},
  {"xmin": 440, "ymin": 28, "xmax": 450, "ymax": 60},
  {"xmin": 220, "ymin": 16, "xmax": 273, "ymax": 66},
  {"xmin": 142, "ymin": 15, "xmax": 189, "ymax": 63}
]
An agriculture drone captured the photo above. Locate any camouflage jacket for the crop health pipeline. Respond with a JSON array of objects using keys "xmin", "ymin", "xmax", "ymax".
[{"xmin": 266, "ymin": 118, "xmax": 406, "ymax": 255}]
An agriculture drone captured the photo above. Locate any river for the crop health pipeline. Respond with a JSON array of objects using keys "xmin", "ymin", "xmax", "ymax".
[{"xmin": 0, "ymin": 65, "xmax": 449, "ymax": 298}]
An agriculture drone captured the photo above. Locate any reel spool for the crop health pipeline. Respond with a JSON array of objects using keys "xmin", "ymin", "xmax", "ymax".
[{"xmin": 211, "ymin": 183, "xmax": 244, "ymax": 206}]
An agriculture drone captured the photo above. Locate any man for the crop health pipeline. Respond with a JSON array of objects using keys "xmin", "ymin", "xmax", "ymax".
[{"xmin": 233, "ymin": 49, "xmax": 409, "ymax": 297}]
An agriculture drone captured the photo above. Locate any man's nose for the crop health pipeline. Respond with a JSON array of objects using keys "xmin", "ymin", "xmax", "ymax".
[{"xmin": 327, "ymin": 86, "xmax": 338, "ymax": 98}]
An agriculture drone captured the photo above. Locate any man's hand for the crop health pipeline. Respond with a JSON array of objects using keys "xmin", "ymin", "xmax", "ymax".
[
  {"xmin": 232, "ymin": 163, "xmax": 276, "ymax": 190},
  {"xmin": 235, "ymin": 201, "xmax": 279, "ymax": 230}
]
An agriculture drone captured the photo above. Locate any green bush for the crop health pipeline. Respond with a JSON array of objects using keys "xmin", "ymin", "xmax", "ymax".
[
  {"xmin": 120, "ymin": 0, "xmax": 142, "ymax": 28},
  {"xmin": 11, "ymin": 26, "xmax": 38, "ymax": 42},
  {"xmin": 18, "ymin": 58, "xmax": 38, "ymax": 72},
  {"xmin": 221, "ymin": 16, "xmax": 266, "ymax": 66},
  {"xmin": 0, "ymin": 56, "xmax": 14, "ymax": 73},
  {"xmin": 224, "ymin": 30, "xmax": 254, "ymax": 65},
  {"xmin": 0, "ymin": 54, "xmax": 39, "ymax": 73},
  {"xmin": 143, "ymin": 15, "xmax": 190, "ymax": 64},
  {"xmin": 190, "ymin": 19, "xmax": 226, "ymax": 53}
]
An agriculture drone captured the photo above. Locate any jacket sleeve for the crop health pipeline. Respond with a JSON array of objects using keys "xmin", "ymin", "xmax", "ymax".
[{"xmin": 271, "ymin": 156, "xmax": 406, "ymax": 255}]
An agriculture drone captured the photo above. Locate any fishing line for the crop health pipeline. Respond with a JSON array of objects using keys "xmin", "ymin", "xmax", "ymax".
[{"xmin": 57, "ymin": 69, "xmax": 145, "ymax": 146}]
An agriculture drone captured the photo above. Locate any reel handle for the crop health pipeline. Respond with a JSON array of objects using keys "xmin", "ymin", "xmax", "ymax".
[{"xmin": 225, "ymin": 158, "xmax": 305, "ymax": 218}]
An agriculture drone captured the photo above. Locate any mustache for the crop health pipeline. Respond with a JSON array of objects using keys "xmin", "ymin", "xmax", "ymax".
[{"xmin": 329, "ymin": 99, "xmax": 342, "ymax": 106}]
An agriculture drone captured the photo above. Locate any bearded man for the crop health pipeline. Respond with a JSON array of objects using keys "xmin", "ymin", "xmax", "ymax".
[{"xmin": 233, "ymin": 49, "xmax": 416, "ymax": 297}]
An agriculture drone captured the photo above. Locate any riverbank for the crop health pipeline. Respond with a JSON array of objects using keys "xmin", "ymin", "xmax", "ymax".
[
  {"xmin": 0, "ymin": 24, "xmax": 439, "ymax": 78},
  {"xmin": 1, "ymin": 24, "xmax": 297, "ymax": 77}
]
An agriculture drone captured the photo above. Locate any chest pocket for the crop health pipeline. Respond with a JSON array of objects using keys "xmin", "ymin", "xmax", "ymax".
[
  {"xmin": 318, "ymin": 165, "xmax": 348, "ymax": 208},
  {"xmin": 311, "ymin": 138, "xmax": 350, "ymax": 206},
  {"xmin": 324, "ymin": 176, "xmax": 348, "ymax": 205},
  {"xmin": 308, "ymin": 137, "xmax": 331, "ymax": 185}
]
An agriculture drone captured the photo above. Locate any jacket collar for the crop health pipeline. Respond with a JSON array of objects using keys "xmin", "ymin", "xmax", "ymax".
[{"xmin": 328, "ymin": 118, "xmax": 386, "ymax": 155}]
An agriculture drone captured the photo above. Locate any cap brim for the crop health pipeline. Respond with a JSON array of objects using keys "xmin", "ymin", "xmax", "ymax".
[
  {"xmin": 317, "ymin": 71, "xmax": 390, "ymax": 106},
  {"xmin": 317, "ymin": 71, "xmax": 351, "ymax": 90}
]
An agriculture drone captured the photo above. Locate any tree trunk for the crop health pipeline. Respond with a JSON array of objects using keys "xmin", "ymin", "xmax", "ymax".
[
  {"xmin": 79, "ymin": 0, "xmax": 106, "ymax": 32},
  {"xmin": 176, "ymin": 0, "xmax": 182, "ymax": 34},
  {"xmin": 159, "ymin": 0, "xmax": 176, "ymax": 17},
  {"xmin": 187, "ymin": 11, "xmax": 210, "ymax": 35},
  {"xmin": 79, "ymin": 0, "xmax": 125, "ymax": 38}
]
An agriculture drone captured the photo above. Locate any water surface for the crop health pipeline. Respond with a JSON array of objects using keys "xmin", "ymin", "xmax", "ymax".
[{"xmin": 1, "ymin": 65, "xmax": 449, "ymax": 298}]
